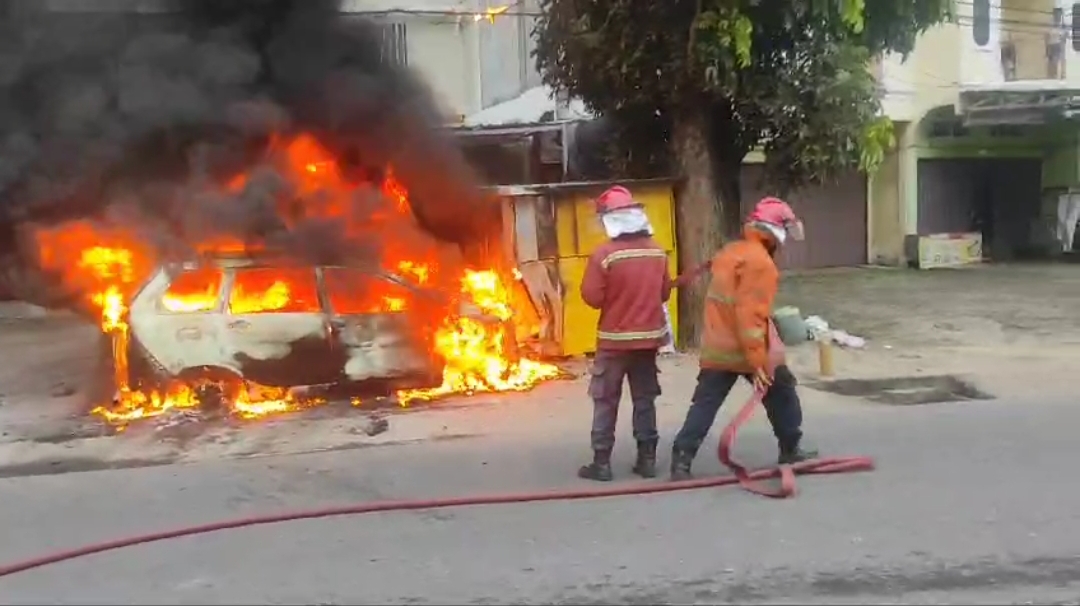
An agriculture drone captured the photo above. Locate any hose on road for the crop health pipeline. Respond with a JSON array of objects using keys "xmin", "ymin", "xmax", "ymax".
[{"xmin": 0, "ymin": 392, "xmax": 874, "ymax": 579}]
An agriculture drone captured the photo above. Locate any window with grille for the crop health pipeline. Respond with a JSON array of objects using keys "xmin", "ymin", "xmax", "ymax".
[
  {"xmin": 972, "ymin": 0, "xmax": 990, "ymax": 46},
  {"xmin": 379, "ymin": 22, "xmax": 408, "ymax": 67}
]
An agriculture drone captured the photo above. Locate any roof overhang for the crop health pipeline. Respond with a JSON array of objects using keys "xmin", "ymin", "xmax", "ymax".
[
  {"xmin": 448, "ymin": 121, "xmax": 578, "ymax": 139},
  {"xmin": 481, "ymin": 178, "xmax": 678, "ymax": 198},
  {"xmin": 958, "ymin": 81, "xmax": 1080, "ymax": 126}
]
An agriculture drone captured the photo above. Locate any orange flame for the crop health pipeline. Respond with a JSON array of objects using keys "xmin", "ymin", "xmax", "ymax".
[{"xmin": 34, "ymin": 133, "xmax": 560, "ymax": 425}]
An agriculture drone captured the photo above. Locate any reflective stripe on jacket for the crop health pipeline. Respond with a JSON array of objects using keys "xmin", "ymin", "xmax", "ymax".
[{"xmin": 699, "ymin": 226, "xmax": 783, "ymax": 373}]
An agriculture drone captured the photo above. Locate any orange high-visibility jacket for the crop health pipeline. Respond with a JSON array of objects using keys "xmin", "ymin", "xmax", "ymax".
[{"xmin": 699, "ymin": 225, "xmax": 785, "ymax": 373}]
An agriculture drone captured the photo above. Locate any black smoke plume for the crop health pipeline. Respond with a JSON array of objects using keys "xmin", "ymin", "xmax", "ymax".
[{"xmin": 0, "ymin": 0, "xmax": 496, "ymax": 305}]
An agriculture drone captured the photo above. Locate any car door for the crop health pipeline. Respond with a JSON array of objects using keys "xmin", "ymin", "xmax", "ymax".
[
  {"xmin": 129, "ymin": 265, "xmax": 231, "ymax": 379},
  {"xmin": 319, "ymin": 266, "xmax": 444, "ymax": 387},
  {"xmin": 223, "ymin": 266, "xmax": 342, "ymax": 387}
]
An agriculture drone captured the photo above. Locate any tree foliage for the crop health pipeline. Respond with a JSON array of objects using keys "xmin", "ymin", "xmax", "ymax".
[
  {"xmin": 535, "ymin": 0, "xmax": 950, "ymax": 191},
  {"xmin": 535, "ymin": 0, "xmax": 949, "ymax": 344}
]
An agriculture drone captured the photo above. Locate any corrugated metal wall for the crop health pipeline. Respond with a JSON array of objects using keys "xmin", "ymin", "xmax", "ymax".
[
  {"xmin": 916, "ymin": 159, "xmax": 981, "ymax": 234},
  {"xmin": 916, "ymin": 158, "xmax": 1042, "ymax": 259},
  {"xmin": 740, "ymin": 165, "xmax": 868, "ymax": 269}
]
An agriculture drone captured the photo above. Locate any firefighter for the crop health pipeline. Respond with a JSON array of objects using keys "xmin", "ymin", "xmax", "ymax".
[
  {"xmin": 670, "ymin": 197, "xmax": 818, "ymax": 481},
  {"xmin": 577, "ymin": 185, "xmax": 709, "ymax": 482}
]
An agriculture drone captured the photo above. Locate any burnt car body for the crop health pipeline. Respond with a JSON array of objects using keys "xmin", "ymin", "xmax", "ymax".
[{"xmin": 123, "ymin": 255, "xmax": 451, "ymax": 398}]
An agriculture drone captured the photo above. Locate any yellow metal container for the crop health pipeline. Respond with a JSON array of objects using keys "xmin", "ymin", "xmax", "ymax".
[{"xmin": 493, "ymin": 179, "xmax": 679, "ymax": 357}]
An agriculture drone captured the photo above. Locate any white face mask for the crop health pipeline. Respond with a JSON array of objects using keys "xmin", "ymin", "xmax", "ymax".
[{"xmin": 599, "ymin": 208, "xmax": 653, "ymax": 238}]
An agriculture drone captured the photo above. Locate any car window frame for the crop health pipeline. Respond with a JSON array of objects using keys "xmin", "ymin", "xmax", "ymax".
[
  {"xmin": 224, "ymin": 265, "xmax": 325, "ymax": 316},
  {"xmin": 155, "ymin": 266, "xmax": 227, "ymax": 315},
  {"xmin": 319, "ymin": 265, "xmax": 422, "ymax": 317}
]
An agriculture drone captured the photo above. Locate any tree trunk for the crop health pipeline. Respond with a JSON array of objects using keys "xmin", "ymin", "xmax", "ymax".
[
  {"xmin": 671, "ymin": 110, "xmax": 728, "ymax": 349},
  {"xmin": 706, "ymin": 112, "xmax": 746, "ymax": 241},
  {"xmin": 713, "ymin": 159, "xmax": 743, "ymax": 241}
]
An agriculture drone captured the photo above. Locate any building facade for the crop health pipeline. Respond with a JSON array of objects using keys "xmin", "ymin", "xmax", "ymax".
[
  {"xmin": 41, "ymin": 0, "xmax": 1080, "ymax": 266},
  {"xmin": 341, "ymin": 0, "xmax": 543, "ymax": 123},
  {"xmin": 870, "ymin": 0, "xmax": 1080, "ymax": 265},
  {"xmin": 35, "ymin": 0, "xmax": 542, "ymax": 124}
]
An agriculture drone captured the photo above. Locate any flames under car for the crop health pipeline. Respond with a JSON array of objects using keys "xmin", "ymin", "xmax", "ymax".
[{"xmin": 116, "ymin": 254, "xmax": 481, "ymax": 406}]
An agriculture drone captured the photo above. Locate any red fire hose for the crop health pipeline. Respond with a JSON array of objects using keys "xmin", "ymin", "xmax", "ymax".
[{"xmin": 0, "ymin": 393, "xmax": 873, "ymax": 580}]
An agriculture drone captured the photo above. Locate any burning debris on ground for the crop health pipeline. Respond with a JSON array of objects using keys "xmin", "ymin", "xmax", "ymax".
[{"xmin": 0, "ymin": 0, "xmax": 562, "ymax": 427}]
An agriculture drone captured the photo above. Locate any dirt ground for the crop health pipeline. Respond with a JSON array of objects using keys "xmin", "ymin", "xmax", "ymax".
[
  {"xmin": 780, "ymin": 263, "xmax": 1080, "ymax": 350},
  {"xmin": 0, "ymin": 263, "xmax": 1076, "ymax": 476},
  {"xmin": 776, "ymin": 263, "xmax": 1080, "ymax": 385}
]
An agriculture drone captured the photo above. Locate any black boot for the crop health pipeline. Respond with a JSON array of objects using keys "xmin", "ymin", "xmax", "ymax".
[
  {"xmin": 578, "ymin": 449, "xmax": 613, "ymax": 481},
  {"xmin": 778, "ymin": 439, "xmax": 819, "ymax": 465},
  {"xmin": 670, "ymin": 447, "xmax": 695, "ymax": 481},
  {"xmin": 631, "ymin": 440, "xmax": 658, "ymax": 478}
]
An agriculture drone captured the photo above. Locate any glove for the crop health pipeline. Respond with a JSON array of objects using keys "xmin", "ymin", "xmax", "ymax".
[{"xmin": 751, "ymin": 367, "xmax": 772, "ymax": 393}]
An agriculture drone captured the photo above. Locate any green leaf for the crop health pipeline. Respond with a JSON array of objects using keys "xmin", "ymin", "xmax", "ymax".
[
  {"xmin": 533, "ymin": 0, "xmax": 949, "ymax": 190},
  {"xmin": 841, "ymin": 0, "xmax": 866, "ymax": 32}
]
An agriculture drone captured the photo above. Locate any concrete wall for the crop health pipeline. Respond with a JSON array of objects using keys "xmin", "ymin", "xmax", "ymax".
[
  {"xmin": 998, "ymin": 0, "xmax": 1080, "ymax": 85},
  {"xmin": 405, "ymin": 16, "xmax": 479, "ymax": 121},
  {"xmin": 477, "ymin": 0, "xmax": 542, "ymax": 108},
  {"xmin": 1001, "ymin": 0, "xmax": 1057, "ymax": 80},
  {"xmin": 371, "ymin": 1, "xmax": 544, "ymax": 121},
  {"xmin": 868, "ymin": 123, "xmax": 907, "ymax": 265},
  {"xmin": 958, "ymin": 0, "xmax": 1006, "ymax": 86},
  {"xmin": 877, "ymin": 25, "xmax": 963, "ymax": 122}
]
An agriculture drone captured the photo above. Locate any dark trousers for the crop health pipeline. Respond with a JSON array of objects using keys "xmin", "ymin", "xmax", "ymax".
[
  {"xmin": 588, "ymin": 349, "xmax": 661, "ymax": 451},
  {"xmin": 672, "ymin": 365, "xmax": 803, "ymax": 454}
]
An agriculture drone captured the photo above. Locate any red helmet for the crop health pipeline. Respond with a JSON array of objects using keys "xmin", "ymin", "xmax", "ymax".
[
  {"xmin": 595, "ymin": 185, "xmax": 641, "ymax": 214},
  {"xmin": 747, "ymin": 197, "xmax": 804, "ymax": 242}
]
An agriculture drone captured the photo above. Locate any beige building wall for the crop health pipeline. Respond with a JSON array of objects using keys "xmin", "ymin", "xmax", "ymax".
[{"xmin": 868, "ymin": 124, "xmax": 906, "ymax": 265}]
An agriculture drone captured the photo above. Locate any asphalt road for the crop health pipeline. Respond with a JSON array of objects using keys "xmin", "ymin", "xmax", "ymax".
[{"xmin": 1, "ymin": 390, "xmax": 1078, "ymax": 605}]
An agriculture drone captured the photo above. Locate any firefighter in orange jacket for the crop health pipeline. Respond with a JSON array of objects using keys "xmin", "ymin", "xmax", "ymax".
[
  {"xmin": 577, "ymin": 185, "xmax": 709, "ymax": 482},
  {"xmin": 670, "ymin": 197, "xmax": 818, "ymax": 480}
]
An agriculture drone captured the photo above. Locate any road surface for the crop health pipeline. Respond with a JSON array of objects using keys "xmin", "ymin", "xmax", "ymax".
[
  {"xmin": 1, "ymin": 382, "xmax": 1077, "ymax": 605},
  {"xmin": 3, "ymin": 264, "xmax": 1079, "ymax": 604}
]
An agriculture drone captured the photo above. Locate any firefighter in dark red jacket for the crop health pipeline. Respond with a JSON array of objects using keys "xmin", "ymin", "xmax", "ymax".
[{"xmin": 577, "ymin": 185, "xmax": 708, "ymax": 481}]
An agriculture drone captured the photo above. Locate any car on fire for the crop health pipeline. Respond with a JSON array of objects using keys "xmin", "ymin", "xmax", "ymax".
[{"xmin": 119, "ymin": 253, "xmax": 464, "ymax": 404}]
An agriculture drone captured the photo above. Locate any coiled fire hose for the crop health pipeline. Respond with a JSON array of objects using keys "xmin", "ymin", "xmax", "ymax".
[{"xmin": 0, "ymin": 392, "xmax": 874, "ymax": 579}]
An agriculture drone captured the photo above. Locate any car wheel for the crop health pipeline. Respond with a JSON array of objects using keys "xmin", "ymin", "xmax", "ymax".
[
  {"xmin": 194, "ymin": 382, "xmax": 230, "ymax": 412},
  {"xmin": 178, "ymin": 367, "xmax": 243, "ymax": 413}
]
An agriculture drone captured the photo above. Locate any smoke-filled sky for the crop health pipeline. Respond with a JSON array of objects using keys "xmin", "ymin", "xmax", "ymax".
[{"xmin": 0, "ymin": 0, "xmax": 494, "ymax": 272}]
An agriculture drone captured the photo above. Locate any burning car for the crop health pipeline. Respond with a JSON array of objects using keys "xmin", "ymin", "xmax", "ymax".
[
  {"xmin": 0, "ymin": 0, "xmax": 568, "ymax": 428},
  {"xmin": 79, "ymin": 247, "xmax": 558, "ymax": 423},
  {"xmin": 119, "ymin": 253, "xmax": 460, "ymax": 409},
  {"xmin": 27, "ymin": 132, "xmax": 561, "ymax": 424}
]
